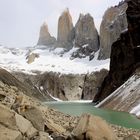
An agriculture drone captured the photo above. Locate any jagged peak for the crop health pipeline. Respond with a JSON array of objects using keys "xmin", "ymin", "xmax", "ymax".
[
  {"xmin": 61, "ymin": 8, "xmax": 71, "ymax": 16},
  {"xmin": 63, "ymin": 8, "xmax": 69, "ymax": 14},
  {"xmin": 41, "ymin": 22, "xmax": 48, "ymax": 29},
  {"xmin": 58, "ymin": 8, "xmax": 73, "ymax": 24},
  {"xmin": 40, "ymin": 21, "xmax": 52, "ymax": 34},
  {"xmin": 78, "ymin": 13, "xmax": 93, "ymax": 21},
  {"xmin": 79, "ymin": 13, "xmax": 85, "ymax": 20},
  {"xmin": 42, "ymin": 21, "xmax": 48, "ymax": 27}
]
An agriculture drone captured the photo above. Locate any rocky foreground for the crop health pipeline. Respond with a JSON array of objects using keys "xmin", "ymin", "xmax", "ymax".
[{"xmin": 0, "ymin": 72, "xmax": 140, "ymax": 140}]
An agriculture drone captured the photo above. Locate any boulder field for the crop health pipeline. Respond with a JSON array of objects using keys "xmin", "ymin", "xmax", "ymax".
[{"xmin": 0, "ymin": 68, "xmax": 140, "ymax": 140}]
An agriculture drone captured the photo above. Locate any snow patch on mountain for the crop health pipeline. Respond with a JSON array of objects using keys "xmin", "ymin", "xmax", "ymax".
[
  {"xmin": 0, "ymin": 45, "xmax": 110, "ymax": 74},
  {"xmin": 96, "ymin": 73, "xmax": 140, "ymax": 116},
  {"xmin": 130, "ymin": 104, "xmax": 140, "ymax": 117}
]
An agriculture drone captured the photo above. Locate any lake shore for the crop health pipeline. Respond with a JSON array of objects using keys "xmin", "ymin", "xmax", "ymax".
[{"xmin": 47, "ymin": 106, "xmax": 140, "ymax": 139}]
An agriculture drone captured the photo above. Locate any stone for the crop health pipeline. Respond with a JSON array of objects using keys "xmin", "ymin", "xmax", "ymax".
[
  {"xmin": 26, "ymin": 125, "xmax": 38, "ymax": 139},
  {"xmin": 15, "ymin": 113, "xmax": 38, "ymax": 138},
  {"xmin": 93, "ymin": 0, "xmax": 140, "ymax": 102},
  {"xmin": 0, "ymin": 80, "xmax": 5, "ymax": 88},
  {"xmin": 38, "ymin": 22, "xmax": 56, "ymax": 46},
  {"xmin": 26, "ymin": 53, "xmax": 39, "ymax": 64},
  {"xmin": 0, "ymin": 102, "xmax": 38, "ymax": 139},
  {"xmin": 0, "ymin": 124, "xmax": 23, "ymax": 140},
  {"xmin": 72, "ymin": 113, "xmax": 117, "ymax": 140},
  {"xmin": 45, "ymin": 118, "xmax": 66, "ymax": 134},
  {"xmin": 72, "ymin": 13, "xmax": 99, "ymax": 59},
  {"xmin": 38, "ymin": 131, "xmax": 51, "ymax": 140},
  {"xmin": 0, "ymin": 93, "xmax": 6, "ymax": 101},
  {"xmin": 57, "ymin": 8, "xmax": 73, "ymax": 49},
  {"xmin": 20, "ymin": 106, "xmax": 45, "ymax": 131},
  {"xmin": 53, "ymin": 136, "xmax": 66, "ymax": 140},
  {"xmin": 0, "ymin": 103, "xmax": 17, "ymax": 130},
  {"xmin": 123, "ymin": 134, "xmax": 139, "ymax": 140},
  {"xmin": 98, "ymin": 2, "xmax": 128, "ymax": 60}
]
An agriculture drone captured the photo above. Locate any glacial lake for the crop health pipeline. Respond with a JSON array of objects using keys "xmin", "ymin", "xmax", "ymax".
[{"xmin": 45, "ymin": 101, "xmax": 140, "ymax": 130}]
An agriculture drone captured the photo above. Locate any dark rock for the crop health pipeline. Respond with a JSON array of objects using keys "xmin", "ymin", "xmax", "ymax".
[
  {"xmin": 82, "ymin": 69, "xmax": 108, "ymax": 100},
  {"xmin": 93, "ymin": 0, "xmax": 140, "ymax": 102},
  {"xmin": 53, "ymin": 136, "xmax": 66, "ymax": 140}
]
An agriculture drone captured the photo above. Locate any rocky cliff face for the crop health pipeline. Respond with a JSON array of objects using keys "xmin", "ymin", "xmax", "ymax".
[
  {"xmin": 94, "ymin": 0, "xmax": 140, "ymax": 102},
  {"xmin": 96, "ymin": 69, "xmax": 140, "ymax": 113},
  {"xmin": 13, "ymin": 69, "xmax": 108, "ymax": 101},
  {"xmin": 82, "ymin": 69, "xmax": 108, "ymax": 100},
  {"xmin": 71, "ymin": 13, "xmax": 99, "ymax": 59},
  {"xmin": 98, "ymin": 3, "xmax": 128, "ymax": 60},
  {"xmin": 37, "ymin": 22, "xmax": 56, "ymax": 46},
  {"xmin": 57, "ymin": 8, "xmax": 74, "ymax": 49},
  {"xmin": 0, "ymin": 68, "xmax": 52, "ymax": 101}
]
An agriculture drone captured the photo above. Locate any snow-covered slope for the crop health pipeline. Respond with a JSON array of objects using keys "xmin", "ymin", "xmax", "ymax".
[
  {"xmin": 0, "ymin": 45, "xmax": 110, "ymax": 74},
  {"xmin": 130, "ymin": 104, "xmax": 140, "ymax": 117},
  {"xmin": 96, "ymin": 72, "xmax": 140, "ymax": 117}
]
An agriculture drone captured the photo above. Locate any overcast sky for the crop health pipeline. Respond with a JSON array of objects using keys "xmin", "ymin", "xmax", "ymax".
[{"xmin": 0, "ymin": 0, "xmax": 120, "ymax": 47}]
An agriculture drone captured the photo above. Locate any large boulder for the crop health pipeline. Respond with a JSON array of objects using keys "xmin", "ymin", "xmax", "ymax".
[
  {"xmin": 72, "ymin": 13, "xmax": 99, "ymax": 59},
  {"xmin": 20, "ymin": 106, "xmax": 45, "ymax": 131},
  {"xmin": 0, "ymin": 103, "xmax": 38, "ymax": 139},
  {"xmin": 37, "ymin": 22, "xmax": 56, "ymax": 46},
  {"xmin": 15, "ymin": 113, "xmax": 38, "ymax": 138},
  {"xmin": 0, "ymin": 103, "xmax": 17, "ymax": 130},
  {"xmin": 0, "ymin": 124, "xmax": 23, "ymax": 140},
  {"xmin": 98, "ymin": 2, "xmax": 128, "ymax": 60},
  {"xmin": 94, "ymin": 0, "xmax": 140, "ymax": 102},
  {"xmin": 123, "ymin": 134, "xmax": 140, "ymax": 140},
  {"xmin": 57, "ymin": 8, "xmax": 74, "ymax": 49},
  {"xmin": 71, "ymin": 114, "xmax": 117, "ymax": 140},
  {"xmin": 38, "ymin": 131, "xmax": 51, "ymax": 140},
  {"xmin": 26, "ymin": 52, "xmax": 39, "ymax": 64}
]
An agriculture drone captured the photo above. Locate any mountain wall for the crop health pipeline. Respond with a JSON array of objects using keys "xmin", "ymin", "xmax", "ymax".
[
  {"xmin": 94, "ymin": 0, "xmax": 140, "ymax": 103},
  {"xmin": 13, "ymin": 69, "xmax": 108, "ymax": 101},
  {"xmin": 98, "ymin": 3, "xmax": 128, "ymax": 60}
]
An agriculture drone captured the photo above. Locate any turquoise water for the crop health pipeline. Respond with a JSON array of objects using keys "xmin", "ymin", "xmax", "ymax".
[{"xmin": 45, "ymin": 102, "xmax": 140, "ymax": 130}]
